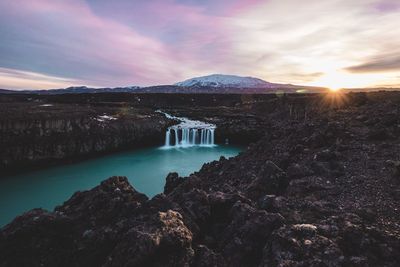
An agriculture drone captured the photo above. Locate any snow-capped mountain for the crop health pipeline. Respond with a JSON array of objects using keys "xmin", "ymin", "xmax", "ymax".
[{"xmin": 175, "ymin": 74, "xmax": 280, "ymax": 88}]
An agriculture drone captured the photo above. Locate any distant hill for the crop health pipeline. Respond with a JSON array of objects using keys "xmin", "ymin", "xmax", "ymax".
[
  {"xmin": 34, "ymin": 86, "xmax": 141, "ymax": 94},
  {"xmin": 175, "ymin": 74, "xmax": 279, "ymax": 88},
  {"xmin": 0, "ymin": 89, "xmax": 17, "ymax": 94},
  {"xmin": 0, "ymin": 86, "xmax": 141, "ymax": 95}
]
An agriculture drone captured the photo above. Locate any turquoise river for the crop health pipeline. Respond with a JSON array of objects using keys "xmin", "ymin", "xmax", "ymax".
[{"xmin": 0, "ymin": 145, "xmax": 242, "ymax": 227}]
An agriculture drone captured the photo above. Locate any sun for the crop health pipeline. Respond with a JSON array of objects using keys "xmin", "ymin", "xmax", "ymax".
[
  {"xmin": 316, "ymin": 71, "xmax": 349, "ymax": 90},
  {"xmin": 328, "ymin": 87, "xmax": 341, "ymax": 92},
  {"xmin": 308, "ymin": 69, "xmax": 385, "ymax": 90}
]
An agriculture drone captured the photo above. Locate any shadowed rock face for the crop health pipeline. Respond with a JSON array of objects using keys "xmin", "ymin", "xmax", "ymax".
[
  {"xmin": 1, "ymin": 92, "xmax": 400, "ymax": 266},
  {"xmin": 0, "ymin": 103, "xmax": 172, "ymax": 173}
]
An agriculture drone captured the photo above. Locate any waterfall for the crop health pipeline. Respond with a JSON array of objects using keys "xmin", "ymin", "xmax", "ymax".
[
  {"xmin": 165, "ymin": 128, "xmax": 171, "ymax": 147},
  {"xmin": 167, "ymin": 127, "xmax": 215, "ymax": 147},
  {"xmin": 157, "ymin": 111, "xmax": 216, "ymax": 149},
  {"xmin": 192, "ymin": 129, "xmax": 197, "ymax": 144},
  {"xmin": 174, "ymin": 128, "xmax": 179, "ymax": 146}
]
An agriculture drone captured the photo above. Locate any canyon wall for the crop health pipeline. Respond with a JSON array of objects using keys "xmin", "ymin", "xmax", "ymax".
[{"xmin": 0, "ymin": 102, "xmax": 172, "ymax": 173}]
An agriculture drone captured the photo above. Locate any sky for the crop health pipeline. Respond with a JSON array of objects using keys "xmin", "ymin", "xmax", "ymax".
[{"xmin": 0, "ymin": 0, "xmax": 400, "ymax": 90}]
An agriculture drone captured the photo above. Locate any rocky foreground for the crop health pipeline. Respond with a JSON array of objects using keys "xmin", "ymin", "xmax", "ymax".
[{"xmin": 1, "ymin": 92, "xmax": 400, "ymax": 266}]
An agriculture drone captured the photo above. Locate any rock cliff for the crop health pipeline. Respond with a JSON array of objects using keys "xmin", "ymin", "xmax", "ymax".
[{"xmin": 0, "ymin": 102, "xmax": 172, "ymax": 172}]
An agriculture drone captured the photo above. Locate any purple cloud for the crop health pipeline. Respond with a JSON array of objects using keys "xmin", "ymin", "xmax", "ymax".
[
  {"xmin": 374, "ymin": 0, "xmax": 400, "ymax": 13},
  {"xmin": 0, "ymin": 0, "xmax": 263, "ymax": 89},
  {"xmin": 0, "ymin": 0, "xmax": 184, "ymax": 86},
  {"xmin": 345, "ymin": 53, "xmax": 400, "ymax": 73}
]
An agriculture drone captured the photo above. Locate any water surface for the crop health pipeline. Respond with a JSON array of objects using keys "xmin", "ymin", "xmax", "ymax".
[{"xmin": 0, "ymin": 145, "xmax": 241, "ymax": 227}]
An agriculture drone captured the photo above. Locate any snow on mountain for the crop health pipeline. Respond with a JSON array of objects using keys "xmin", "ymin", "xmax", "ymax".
[{"xmin": 175, "ymin": 74, "xmax": 279, "ymax": 88}]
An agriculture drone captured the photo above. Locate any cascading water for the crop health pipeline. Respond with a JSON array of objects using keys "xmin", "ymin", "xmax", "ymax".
[
  {"xmin": 168, "ymin": 126, "xmax": 215, "ymax": 147},
  {"xmin": 157, "ymin": 111, "xmax": 216, "ymax": 148},
  {"xmin": 165, "ymin": 128, "xmax": 171, "ymax": 147}
]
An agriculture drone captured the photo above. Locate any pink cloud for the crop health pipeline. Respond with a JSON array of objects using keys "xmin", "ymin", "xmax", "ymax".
[
  {"xmin": 0, "ymin": 0, "xmax": 196, "ymax": 86},
  {"xmin": 0, "ymin": 67, "xmax": 86, "ymax": 90},
  {"xmin": 224, "ymin": 0, "xmax": 266, "ymax": 15},
  {"xmin": 0, "ymin": 0, "xmax": 266, "ymax": 88},
  {"xmin": 83, "ymin": 0, "xmax": 234, "ymax": 73}
]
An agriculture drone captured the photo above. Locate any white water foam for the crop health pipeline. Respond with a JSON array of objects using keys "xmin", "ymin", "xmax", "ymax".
[{"xmin": 157, "ymin": 111, "xmax": 216, "ymax": 149}]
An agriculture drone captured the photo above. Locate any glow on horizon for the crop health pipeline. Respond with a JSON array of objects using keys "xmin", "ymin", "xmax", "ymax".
[
  {"xmin": 309, "ymin": 70, "xmax": 387, "ymax": 90},
  {"xmin": 0, "ymin": 0, "xmax": 400, "ymax": 90},
  {"xmin": 0, "ymin": 68, "xmax": 88, "ymax": 90}
]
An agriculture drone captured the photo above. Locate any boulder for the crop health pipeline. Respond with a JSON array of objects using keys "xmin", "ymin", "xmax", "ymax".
[
  {"xmin": 218, "ymin": 202, "xmax": 284, "ymax": 267},
  {"xmin": 246, "ymin": 161, "xmax": 288, "ymax": 199},
  {"xmin": 261, "ymin": 224, "xmax": 344, "ymax": 266},
  {"xmin": 164, "ymin": 172, "xmax": 185, "ymax": 195}
]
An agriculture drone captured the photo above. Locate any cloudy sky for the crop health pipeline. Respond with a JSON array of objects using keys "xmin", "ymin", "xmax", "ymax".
[{"xmin": 0, "ymin": 0, "xmax": 400, "ymax": 89}]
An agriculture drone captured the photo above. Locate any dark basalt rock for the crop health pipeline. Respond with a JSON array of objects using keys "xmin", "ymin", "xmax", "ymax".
[
  {"xmin": 368, "ymin": 128, "xmax": 392, "ymax": 141},
  {"xmin": 245, "ymin": 161, "xmax": 289, "ymax": 199},
  {"xmin": 1, "ymin": 92, "xmax": 400, "ymax": 266},
  {"xmin": 164, "ymin": 172, "xmax": 185, "ymax": 195},
  {"xmin": 387, "ymin": 160, "xmax": 400, "ymax": 182},
  {"xmin": 104, "ymin": 210, "xmax": 194, "ymax": 267},
  {"xmin": 217, "ymin": 202, "xmax": 284, "ymax": 266},
  {"xmin": 192, "ymin": 245, "xmax": 226, "ymax": 267},
  {"xmin": 286, "ymin": 163, "xmax": 310, "ymax": 179},
  {"xmin": 55, "ymin": 176, "xmax": 148, "ymax": 225},
  {"xmin": 262, "ymin": 224, "xmax": 344, "ymax": 267},
  {"xmin": 314, "ymin": 149, "xmax": 339, "ymax": 161}
]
